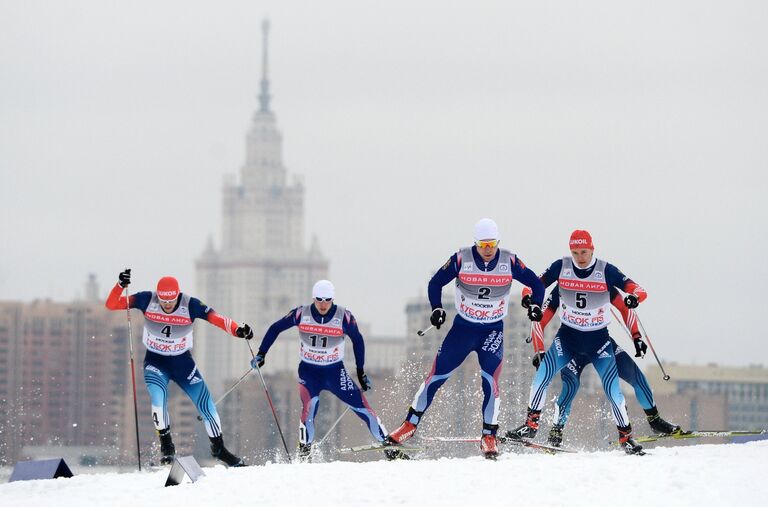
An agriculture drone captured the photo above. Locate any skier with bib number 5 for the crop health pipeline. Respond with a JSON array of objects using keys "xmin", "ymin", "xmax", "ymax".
[
  {"xmin": 386, "ymin": 218, "xmax": 545, "ymax": 459},
  {"xmin": 106, "ymin": 269, "xmax": 251, "ymax": 466},
  {"xmin": 506, "ymin": 230, "xmax": 648, "ymax": 455},
  {"xmin": 522, "ymin": 284, "xmax": 682, "ymax": 447}
]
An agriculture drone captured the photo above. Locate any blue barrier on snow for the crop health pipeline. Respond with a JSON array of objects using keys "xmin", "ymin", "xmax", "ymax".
[{"xmin": 8, "ymin": 458, "xmax": 74, "ymax": 482}]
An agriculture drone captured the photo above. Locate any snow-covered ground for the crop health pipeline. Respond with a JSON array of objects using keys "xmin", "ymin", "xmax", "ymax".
[{"xmin": 1, "ymin": 441, "xmax": 766, "ymax": 507}]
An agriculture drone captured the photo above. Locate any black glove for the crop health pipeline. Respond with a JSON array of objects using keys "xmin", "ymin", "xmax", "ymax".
[
  {"xmin": 624, "ymin": 294, "xmax": 639, "ymax": 309},
  {"xmin": 236, "ymin": 323, "xmax": 253, "ymax": 340},
  {"xmin": 532, "ymin": 352, "xmax": 545, "ymax": 369},
  {"xmin": 357, "ymin": 368, "xmax": 372, "ymax": 391},
  {"xmin": 633, "ymin": 338, "xmax": 648, "ymax": 358},
  {"xmin": 430, "ymin": 308, "xmax": 447, "ymax": 329},
  {"xmin": 118, "ymin": 269, "xmax": 131, "ymax": 288},
  {"xmin": 250, "ymin": 352, "xmax": 266, "ymax": 369},
  {"xmin": 527, "ymin": 304, "xmax": 543, "ymax": 322},
  {"xmin": 521, "ymin": 294, "xmax": 531, "ymax": 309}
]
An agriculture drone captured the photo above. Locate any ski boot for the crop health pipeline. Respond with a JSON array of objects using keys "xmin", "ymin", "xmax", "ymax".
[
  {"xmin": 645, "ymin": 407, "xmax": 682, "ymax": 435},
  {"xmin": 297, "ymin": 442, "xmax": 312, "ymax": 462},
  {"xmin": 481, "ymin": 423, "xmax": 499, "ymax": 460},
  {"xmin": 547, "ymin": 424, "xmax": 564, "ymax": 448},
  {"xmin": 386, "ymin": 420, "xmax": 418, "ymax": 445},
  {"xmin": 210, "ymin": 435, "xmax": 245, "ymax": 467},
  {"xmin": 481, "ymin": 435, "xmax": 498, "ymax": 460},
  {"xmin": 383, "ymin": 408, "xmax": 420, "ymax": 460},
  {"xmin": 158, "ymin": 428, "xmax": 175, "ymax": 465},
  {"xmin": 618, "ymin": 426, "xmax": 645, "ymax": 455},
  {"xmin": 505, "ymin": 409, "xmax": 541, "ymax": 441}
]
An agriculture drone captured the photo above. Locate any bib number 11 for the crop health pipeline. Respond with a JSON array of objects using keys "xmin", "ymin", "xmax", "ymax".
[{"xmin": 309, "ymin": 335, "xmax": 328, "ymax": 347}]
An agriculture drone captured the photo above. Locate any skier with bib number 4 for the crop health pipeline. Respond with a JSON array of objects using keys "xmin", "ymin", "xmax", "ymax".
[
  {"xmin": 506, "ymin": 230, "xmax": 647, "ymax": 455},
  {"xmin": 105, "ymin": 269, "xmax": 251, "ymax": 466},
  {"xmin": 522, "ymin": 284, "xmax": 682, "ymax": 447},
  {"xmin": 385, "ymin": 218, "xmax": 545, "ymax": 459},
  {"xmin": 251, "ymin": 280, "xmax": 394, "ymax": 460}
]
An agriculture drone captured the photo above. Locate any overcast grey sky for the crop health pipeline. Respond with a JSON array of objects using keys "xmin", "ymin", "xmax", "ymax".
[{"xmin": 1, "ymin": 1, "xmax": 766, "ymax": 366}]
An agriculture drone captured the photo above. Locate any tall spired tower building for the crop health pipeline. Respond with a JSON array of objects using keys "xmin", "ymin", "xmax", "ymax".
[{"xmin": 196, "ymin": 20, "xmax": 329, "ymax": 388}]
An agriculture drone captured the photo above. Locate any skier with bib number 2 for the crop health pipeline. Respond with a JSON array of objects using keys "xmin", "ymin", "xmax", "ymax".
[{"xmin": 385, "ymin": 218, "xmax": 545, "ymax": 459}]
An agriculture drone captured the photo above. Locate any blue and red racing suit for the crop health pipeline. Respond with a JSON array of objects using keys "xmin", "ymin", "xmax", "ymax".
[
  {"xmin": 525, "ymin": 257, "xmax": 647, "ymax": 430},
  {"xmin": 106, "ymin": 283, "xmax": 243, "ymax": 437}
]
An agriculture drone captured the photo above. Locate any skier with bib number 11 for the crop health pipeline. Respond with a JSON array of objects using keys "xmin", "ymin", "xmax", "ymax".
[{"xmin": 251, "ymin": 280, "xmax": 394, "ymax": 460}]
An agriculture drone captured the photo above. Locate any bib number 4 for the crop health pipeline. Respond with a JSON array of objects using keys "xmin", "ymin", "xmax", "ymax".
[{"xmin": 160, "ymin": 325, "xmax": 172, "ymax": 337}]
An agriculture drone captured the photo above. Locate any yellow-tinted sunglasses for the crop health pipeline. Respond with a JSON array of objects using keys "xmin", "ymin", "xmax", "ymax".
[{"xmin": 475, "ymin": 239, "xmax": 499, "ymax": 249}]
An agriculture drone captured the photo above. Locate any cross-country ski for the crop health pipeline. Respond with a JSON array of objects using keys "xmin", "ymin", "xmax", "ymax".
[
  {"xmin": 425, "ymin": 436, "xmax": 578, "ymax": 454},
  {"xmin": 632, "ymin": 430, "xmax": 768, "ymax": 444}
]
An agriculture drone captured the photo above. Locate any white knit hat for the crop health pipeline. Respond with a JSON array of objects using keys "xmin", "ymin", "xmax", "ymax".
[
  {"xmin": 312, "ymin": 280, "xmax": 335, "ymax": 299},
  {"xmin": 474, "ymin": 218, "xmax": 499, "ymax": 241}
]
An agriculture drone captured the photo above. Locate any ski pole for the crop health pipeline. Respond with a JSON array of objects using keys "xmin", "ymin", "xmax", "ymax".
[
  {"xmin": 609, "ymin": 307, "xmax": 634, "ymax": 341},
  {"xmin": 196, "ymin": 367, "xmax": 253, "ymax": 421},
  {"xmin": 634, "ymin": 312, "xmax": 671, "ymax": 382},
  {"xmin": 316, "ymin": 406, "xmax": 351, "ymax": 448},
  {"xmin": 123, "ymin": 273, "xmax": 142, "ymax": 471},
  {"xmin": 527, "ymin": 322, "xmax": 547, "ymax": 358},
  {"xmin": 246, "ymin": 340, "xmax": 292, "ymax": 462},
  {"xmin": 417, "ymin": 325, "xmax": 434, "ymax": 336}
]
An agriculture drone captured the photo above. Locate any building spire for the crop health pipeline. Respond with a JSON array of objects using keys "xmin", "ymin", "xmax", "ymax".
[{"xmin": 258, "ymin": 18, "xmax": 271, "ymax": 113}]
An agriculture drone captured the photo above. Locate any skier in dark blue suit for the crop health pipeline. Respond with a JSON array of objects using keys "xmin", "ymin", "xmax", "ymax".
[
  {"xmin": 252, "ymin": 280, "xmax": 389, "ymax": 460},
  {"xmin": 386, "ymin": 218, "xmax": 545, "ymax": 459}
]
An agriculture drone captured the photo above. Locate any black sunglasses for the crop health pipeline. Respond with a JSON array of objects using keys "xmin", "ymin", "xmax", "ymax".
[{"xmin": 314, "ymin": 297, "xmax": 333, "ymax": 302}]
